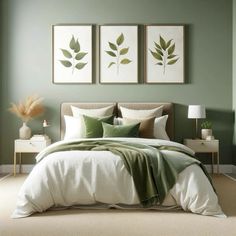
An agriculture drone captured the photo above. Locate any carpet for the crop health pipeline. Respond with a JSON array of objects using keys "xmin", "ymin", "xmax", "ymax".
[{"xmin": 0, "ymin": 174, "xmax": 236, "ymax": 236}]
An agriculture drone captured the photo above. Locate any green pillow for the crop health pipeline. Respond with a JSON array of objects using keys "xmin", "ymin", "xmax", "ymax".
[
  {"xmin": 102, "ymin": 122, "xmax": 140, "ymax": 138},
  {"xmin": 83, "ymin": 115, "xmax": 114, "ymax": 138}
]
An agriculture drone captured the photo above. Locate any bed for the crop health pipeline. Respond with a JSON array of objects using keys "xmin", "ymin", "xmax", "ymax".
[{"xmin": 12, "ymin": 102, "xmax": 225, "ymax": 218}]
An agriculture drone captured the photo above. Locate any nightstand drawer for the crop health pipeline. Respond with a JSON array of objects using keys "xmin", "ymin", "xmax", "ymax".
[
  {"xmin": 184, "ymin": 140, "xmax": 219, "ymax": 153},
  {"xmin": 15, "ymin": 140, "xmax": 50, "ymax": 152}
]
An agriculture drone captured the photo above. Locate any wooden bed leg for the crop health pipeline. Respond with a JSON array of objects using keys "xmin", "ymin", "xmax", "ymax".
[
  {"xmin": 13, "ymin": 152, "xmax": 16, "ymax": 176},
  {"xmin": 217, "ymin": 152, "xmax": 220, "ymax": 174},
  {"xmin": 211, "ymin": 152, "xmax": 214, "ymax": 174}
]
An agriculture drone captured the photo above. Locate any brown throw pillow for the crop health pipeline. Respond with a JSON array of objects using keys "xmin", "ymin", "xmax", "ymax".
[{"xmin": 122, "ymin": 117, "xmax": 155, "ymax": 138}]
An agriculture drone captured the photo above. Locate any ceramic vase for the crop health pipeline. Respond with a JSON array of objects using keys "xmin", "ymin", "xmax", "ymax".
[
  {"xmin": 19, "ymin": 122, "xmax": 31, "ymax": 139},
  {"xmin": 201, "ymin": 129, "xmax": 212, "ymax": 140}
]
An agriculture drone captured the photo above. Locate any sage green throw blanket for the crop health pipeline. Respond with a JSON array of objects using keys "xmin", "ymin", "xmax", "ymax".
[{"xmin": 37, "ymin": 140, "xmax": 212, "ymax": 207}]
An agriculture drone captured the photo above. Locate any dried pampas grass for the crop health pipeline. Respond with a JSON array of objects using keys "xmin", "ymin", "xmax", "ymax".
[{"xmin": 9, "ymin": 95, "xmax": 44, "ymax": 122}]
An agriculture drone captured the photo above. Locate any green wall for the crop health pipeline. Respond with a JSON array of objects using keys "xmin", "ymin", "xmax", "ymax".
[
  {"xmin": 0, "ymin": 0, "xmax": 233, "ymax": 165},
  {"xmin": 233, "ymin": 0, "xmax": 236, "ymax": 164}
]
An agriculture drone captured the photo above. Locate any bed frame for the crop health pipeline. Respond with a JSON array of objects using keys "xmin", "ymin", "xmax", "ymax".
[{"xmin": 61, "ymin": 102, "xmax": 174, "ymax": 140}]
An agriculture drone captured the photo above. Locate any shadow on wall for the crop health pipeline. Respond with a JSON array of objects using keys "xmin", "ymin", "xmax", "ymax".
[
  {"xmin": 24, "ymin": 104, "xmax": 59, "ymax": 142},
  {"xmin": 233, "ymin": 110, "xmax": 236, "ymax": 165},
  {"xmin": 42, "ymin": 104, "xmax": 60, "ymax": 141},
  {"xmin": 174, "ymin": 104, "xmax": 234, "ymax": 164},
  {"xmin": 233, "ymin": 145, "xmax": 236, "ymax": 165}
]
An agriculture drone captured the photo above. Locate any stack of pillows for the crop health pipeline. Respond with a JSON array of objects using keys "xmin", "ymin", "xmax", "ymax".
[{"xmin": 64, "ymin": 105, "xmax": 170, "ymax": 140}]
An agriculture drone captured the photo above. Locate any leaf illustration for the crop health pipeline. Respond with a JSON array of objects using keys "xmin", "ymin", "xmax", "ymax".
[
  {"xmin": 167, "ymin": 58, "xmax": 179, "ymax": 65},
  {"xmin": 120, "ymin": 58, "xmax": 131, "ymax": 64},
  {"xmin": 109, "ymin": 42, "xmax": 117, "ymax": 51},
  {"xmin": 60, "ymin": 35, "xmax": 87, "ymax": 73},
  {"xmin": 167, "ymin": 54, "xmax": 177, "ymax": 59},
  {"xmin": 168, "ymin": 43, "xmax": 175, "ymax": 55},
  {"xmin": 120, "ymin": 47, "xmax": 129, "ymax": 55},
  {"xmin": 116, "ymin": 33, "xmax": 124, "ymax": 46},
  {"xmin": 154, "ymin": 42, "xmax": 162, "ymax": 50},
  {"xmin": 166, "ymin": 39, "xmax": 172, "ymax": 48},
  {"xmin": 74, "ymin": 40, "xmax": 80, "ymax": 53},
  {"xmin": 60, "ymin": 60, "xmax": 72, "ymax": 67},
  {"xmin": 108, "ymin": 62, "xmax": 116, "ymax": 68},
  {"xmin": 106, "ymin": 33, "xmax": 131, "ymax": 75},
  {"xmin": 75, "ymin": 52, "xmax": 87, "ymax": 60},
  {"xmin": 75, "ymin": 62, "xmax": 87, "ymax": 70},
  {"xmin": 69, "ymin": 35, "xmax": 76, "ymax": 50},
  {"xmin": 150, "ymin": 50, "xmax": 162, "ymax": 61},
  {"xmin": 160, "ymin": 36, "xmax": 167, "ymax": 50},
  {"xmin": 60, "ymin": 49, "xmax": 72, "ymax": 59},
  {"xmin": 151, "ymin": 35, "xmax": 179, "ymax": 75},
  {"xmin": 155, "ymin": 48, "xmax": 163, "ymax": 56},
  {"xmin": 105, "ymin": 51, "xmax": 116, "ymax": 57}
]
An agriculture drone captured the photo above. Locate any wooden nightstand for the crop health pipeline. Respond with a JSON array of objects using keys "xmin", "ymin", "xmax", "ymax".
[
  {"xmin": 14, "ymin": 138, "xmax": 51, "ymax": 176},
  {"xmin": 184, "ymin": 139, "xmax": 219, "ymax": 174}
]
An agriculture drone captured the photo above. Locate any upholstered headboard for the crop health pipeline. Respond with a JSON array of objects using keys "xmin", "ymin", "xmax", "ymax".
[
  {"xmin": 60, "ymin": 102, "xmax": 174, "ymax": 140},
  {"xmin": 61, "ymin": 103, "xmax": 117, "ymax": 139},
  {"xmin": 117, "ymin": 103, "xmax": 174, "ymax": 140}
]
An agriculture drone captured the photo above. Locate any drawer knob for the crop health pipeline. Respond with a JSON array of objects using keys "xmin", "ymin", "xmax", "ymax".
[{"xmin": 201, "ymin": 142, "xmax": 204, "ymax": 145}]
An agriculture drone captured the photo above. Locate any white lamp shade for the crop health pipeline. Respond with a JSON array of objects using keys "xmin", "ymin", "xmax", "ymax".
[{"xmin": 188, "ymin": 105, "xmax": 206, "ymax": 119}]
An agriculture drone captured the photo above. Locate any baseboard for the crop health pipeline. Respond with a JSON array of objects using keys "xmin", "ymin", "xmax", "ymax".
[
  {"xmin": 232, "ymin": 165, "xmax": 236, "ymax": 174},
  {"xmin": 0, "ymin": 164, "xmax": 235, "ymax": 174},
  {"xmin": 205, "ymin": 164, "xmax": 233, "ymax": 173},
  {"xmin": 0, "ymin": 165, "xmax": 34, "ymax": 174},
  {"xmin": 0, "ymin": 173, "xmax": 12, "ymax": 182}
]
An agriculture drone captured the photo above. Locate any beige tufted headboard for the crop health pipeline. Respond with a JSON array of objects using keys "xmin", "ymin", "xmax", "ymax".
[{"xmin": 61, "ymin": 102, "xmax": 174, "ymax": 140}]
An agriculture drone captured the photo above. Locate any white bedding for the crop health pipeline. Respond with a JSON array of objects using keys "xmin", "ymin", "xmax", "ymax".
[{"xmin": 12, "ymin": 138, "xmax": 225, "ymax": 218}]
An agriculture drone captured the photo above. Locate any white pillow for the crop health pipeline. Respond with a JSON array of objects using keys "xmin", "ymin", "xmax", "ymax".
[
  {"xmin": 64, "ymin": 115, "xmax": 85, "ymax": 140},
  {"xmin": 71, "ymin": 105, "xmax": 114, "ymax": 118},
  {"xmin": 116, "ymin": 115, "xmax": 170, "ymax": 140},
  {"xmin": 113, "ymin": 117, "xmax": 121, "ymax": 125},
  {"xmin": 154, "ymin": 115, "xmax": 170, "ymax": 140},
  {"xmin": 120, "ymin": 106, "xmax": 163, "ymax": 119}
]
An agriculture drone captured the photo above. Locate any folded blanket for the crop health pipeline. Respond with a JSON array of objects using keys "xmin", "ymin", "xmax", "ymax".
[{"xmin": 36, "ymin": 140, "xmax": 212, "ymax": 207}]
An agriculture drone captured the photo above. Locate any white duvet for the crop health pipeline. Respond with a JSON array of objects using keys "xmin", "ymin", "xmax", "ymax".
[{"xmin": 12, "ymin": 138, "xmax": 225, "ymax": 218}]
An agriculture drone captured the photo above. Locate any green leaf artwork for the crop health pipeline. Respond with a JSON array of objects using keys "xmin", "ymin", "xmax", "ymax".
[
  {"xmin": 105, "ymin": 33, "xmax": 132, "ymax": 75},
  {"xmin": 59, "ymin": 35, "xmax": 87, "ymax": 74},
  {"xmin": 149, "ymin": 35, "xmax": 179, "ymax": 74}
]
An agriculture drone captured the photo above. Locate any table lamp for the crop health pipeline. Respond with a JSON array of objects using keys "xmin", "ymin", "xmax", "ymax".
[
  {"xmin": 188, "ymin": 105, "xmax": 206, "ymax": 138},
  {"xmin": 43, "ymin": 120, "xmax": 50, "ymax": 138}
]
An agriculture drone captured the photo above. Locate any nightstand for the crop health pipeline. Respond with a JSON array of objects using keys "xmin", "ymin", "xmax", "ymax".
[
  {"xmin": 184, "ymin": 139, "xmax": 219, "ymax": 174},
  {"xmin": 14, "ymin": 139, "xmax": 51, "ymax": 176}
]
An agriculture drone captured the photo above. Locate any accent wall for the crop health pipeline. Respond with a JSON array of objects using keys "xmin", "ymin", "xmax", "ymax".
[
  {"xmin": 233, "ymin": 0, "xmax": 236, "ymax": 164},
  {"xmin": 0, "ymin": 0, "xmax": 233, "ymax": 165}
]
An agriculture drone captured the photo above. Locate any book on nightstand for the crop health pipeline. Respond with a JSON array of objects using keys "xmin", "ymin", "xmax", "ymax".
[{"xmin": 30, "ymin": 134, "xmax": 50, "ymax": 141}]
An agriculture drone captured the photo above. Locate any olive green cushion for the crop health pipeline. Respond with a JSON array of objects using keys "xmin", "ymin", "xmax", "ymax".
[
  {"xmin": 102, "ymin": 122, "xmax": 140, "ymax": 138},
  {"xmin": 83, "ymin": 115, "xmax": 114, "ymax": 138}
]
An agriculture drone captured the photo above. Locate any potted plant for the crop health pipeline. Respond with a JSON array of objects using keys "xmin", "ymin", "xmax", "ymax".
[
  {"xmin": 9, "ymin": 95, "xmax": 44, "ymax": 139},
  {"xmin": 201, "ymin": 120, "xmax": 212, "ymax": 140}
]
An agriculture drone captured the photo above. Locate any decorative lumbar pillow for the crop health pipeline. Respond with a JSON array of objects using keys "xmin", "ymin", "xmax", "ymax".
[
  {"xmin": 119, "ymin": 106, "xmax": 163, "ymax": 119},
  {"xmin": 64, "ymin": 115, "xmax": 85, "ymax": 140},
  {"xmin": 153, "ymin": 115, "xmax": 170, "ymax": 140},
  {"xmin": 102, "ymin": 122, "xmax": 140, "ymax": 138},
  {"xmin": 71, "ymin": 105, "xmax": 115, "ymax": 118},
  {"xmin": 83, "ymin": 115, "xmax": 114, "ymax": 138},
  {"xmin": 122, "ymin": 117, "xmax": 155, "ymax": 138}
]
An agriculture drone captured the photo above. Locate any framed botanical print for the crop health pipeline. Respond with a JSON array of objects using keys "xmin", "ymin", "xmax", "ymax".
[
  {"xmin": 145, "ymin": 25, "xmax": 184, "ymax": 83},
  {"xmin": 99, "ymin": 25, "xmax": 138, "ymax": 84},
  {"xmin": 52, "ymin": 24, "xmax": 93, "ymax": 83}
]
